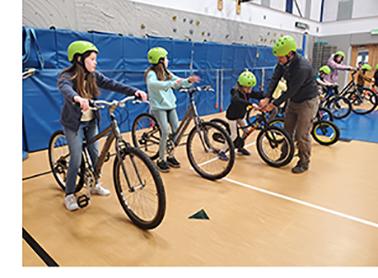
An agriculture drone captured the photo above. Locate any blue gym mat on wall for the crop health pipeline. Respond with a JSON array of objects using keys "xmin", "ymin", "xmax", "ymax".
[
  {"xmin": 335, "ymin": 110, "xmax": 378, "ymax": 143},
  {"xmin": 22, "ymin": 27, "xmax": 280, "ymax": 152}
]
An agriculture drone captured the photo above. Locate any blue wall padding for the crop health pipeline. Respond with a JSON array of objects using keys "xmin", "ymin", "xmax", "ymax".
[
  {"xmin": 23, "ymin": 27, "xmax": 278, "ymax": 151},
  {"xmin": 124, "ymin": 36, "xmax": 150, "ymax": 72},
  {"xmin": 92, "ymin": 32, "xmax": 125, "ymax": 70}
]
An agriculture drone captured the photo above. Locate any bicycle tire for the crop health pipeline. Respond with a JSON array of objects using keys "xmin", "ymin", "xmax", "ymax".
[
  {"xmin": 186, "ymin": 121, "xmax": 235, "ymax": 180},
  {"xmin": 346, "ymin": 88, "xmax": 378, "ymax": 115},
  {"xmin": 113, "ymin": 146, "xmax": 166, "ymax": 230},
  {"xmin": 256, "ymin": 126, "xmax": 294, "ymax": 167},
  {"xmin": 131, "ymin": 113, "xmax": 161, "ymax": 160},
  {"xmin": 311, "ymin": 120, "xmax": 340, "ymax": 146}
]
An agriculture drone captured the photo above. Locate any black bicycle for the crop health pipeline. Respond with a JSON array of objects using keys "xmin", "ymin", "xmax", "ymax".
[
  {"xmin": 131, "ymin": 85, "xmax": 235, "ymax": 180},
  {"xmin": 210, "ymin": 104, "xmax": 295, "ymax": 167},
  {"xmin": 339, "ymin": 71, "xmax": 378, "ymax": 115},
  {"xmin": 48, "ymin": 96, "xmax": 166, "ymax": 230}
]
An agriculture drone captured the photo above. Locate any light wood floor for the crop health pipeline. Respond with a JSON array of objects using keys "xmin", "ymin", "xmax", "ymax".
[{"xmin": 22, "ymin": 114, "xmax": 378, "ymax": 266}]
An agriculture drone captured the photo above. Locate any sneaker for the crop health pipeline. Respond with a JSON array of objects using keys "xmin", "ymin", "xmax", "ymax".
[
  {"xmin": 291, "ymin": 162, "xmax": 309, "ymax": 174},
  {"xmin": 167, "ymin": 156, "xmax": 181, "ymax": 168},
  {"xmin": 237, "ymin": 148, "xmax": 250, "ymax": 156},
  {"xmin": 64, "ymin": 194, "xmax": 79, "ymax": 211},
  {"xmin": 218, "ymin": 151, "xmax": 229, "ymax": 161},
  {"xmin": 157, "ymin": 160, "xmax": 170, "ymax": 173},
  {"xmin": 90, "ymin": 182, "xmax": 111, "ymax": 196}
]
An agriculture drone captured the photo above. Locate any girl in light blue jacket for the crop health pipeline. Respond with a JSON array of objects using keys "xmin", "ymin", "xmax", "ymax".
[{"xmin": 145, "ymin": 47, "xmax": 200, "ymax": 173}]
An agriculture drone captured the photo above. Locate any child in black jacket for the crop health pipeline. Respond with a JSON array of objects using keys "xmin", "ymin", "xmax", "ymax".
[{"xmin": 225, "ymin": 69, "xmax": 263, "ymax": 155}]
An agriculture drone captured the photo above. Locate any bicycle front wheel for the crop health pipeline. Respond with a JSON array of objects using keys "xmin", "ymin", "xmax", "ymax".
[
  {"xmin": 113, "ymin": 146, "xmax": 166, "ymax": 230},
  {"xmin": 256, "ymin": 126, "xmax": 294, "ymax": 167},
  {"xmin": 186, "ymin": 121, "xmax": 235, "ymax": 180},
  {"xmin": 326, "ymin": 96, "xmax": 351, "ymax": 119},
  {"xmin": 312, "ymin": 120, "xmax": 340, "ymax": 146},
  {"xmin": 48, "ymin": 130, "xmax": 84, "ymax": 192},
  {"xmin": 131, "ymin": 113, "xmax": 161, "ymax": 160}
]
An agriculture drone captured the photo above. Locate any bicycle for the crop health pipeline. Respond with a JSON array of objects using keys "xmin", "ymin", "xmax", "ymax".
[
  {"xmin": 48, "ymin": 96, "xmax": 166, "ymax": 230},
  {"xmin": 339, "ymin": 71, "xmax": 378, "ymax": 115},
  {"xmin": 210, "ymin": 104, "xmax": 295, "ymax": 168},
  {"xmin": 131, "ymin": 85, "xmax": 235, "ymax": 180},
  {"xmin": 268, "ymin": 106, "xmax": 340, "ymax": 146}
]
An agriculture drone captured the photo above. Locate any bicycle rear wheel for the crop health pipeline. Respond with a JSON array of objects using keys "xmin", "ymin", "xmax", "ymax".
[
  {"xmin": 186, "ymin": 121, "xmax": 235, "ymax": 180},
  {"xmin": 131, "ymin": 113, "xmax": 161, "ymax": 160},
  {"xmin": 48, "ymin": 130, "xmax": 84, "ymax": 192},
  {"xmin": 312, "ymin": 120, "xmax": 340, "ymax": 146},
  {"xmin": 345, "ymin": 88, "xmax": 378, "ymax": 114},
  {"xmin": 113, "ymin": 146, "xmax": 166, "ymax": 230},
  {"xmin": 256, "ymin": 126, "xmax": 294, "ymax": 167}
]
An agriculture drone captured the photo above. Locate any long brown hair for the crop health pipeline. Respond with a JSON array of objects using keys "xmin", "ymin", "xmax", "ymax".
[
  {"xmin": 59, "ymin": 52, "xmax": 100, "ymax": 99},
  {"xmin": 144, "ymin": 62, "xmax": 172, "ymax": 83}
]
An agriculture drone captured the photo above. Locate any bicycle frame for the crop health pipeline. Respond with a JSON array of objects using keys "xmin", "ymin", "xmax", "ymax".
[
  {"xmin": 170, "ymin": 92, "xmax": 202, "ymax": 147},
  {"xmin": 239, "ymin": 110, "xmax": 269, "ymax": 140},
  {"xmin": 82, "ymin": 101, "xmax": 142, "ymax": 191}
]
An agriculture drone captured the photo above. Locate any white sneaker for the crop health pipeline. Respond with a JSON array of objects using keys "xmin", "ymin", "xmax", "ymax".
[
  {"xmin": 64, "ymin": 194, "xmax": 79, "ymax": 211},
  {"xmin": 90, "ymin": 182, "xmax": 111, "ymax": 196}
]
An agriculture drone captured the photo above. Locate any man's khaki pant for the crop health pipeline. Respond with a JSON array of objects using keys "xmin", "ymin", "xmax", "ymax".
[{"xmin": 284, "ymin": 97, "xmax": 320, "ymax": 166}]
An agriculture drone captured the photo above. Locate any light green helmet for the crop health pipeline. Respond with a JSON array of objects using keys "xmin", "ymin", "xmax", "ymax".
[
  {"xmin": 361, "ymin": 64, "xmax": 372, "ymax": 71},
  {"xmin": 67, "ymin": 40, "xmax": 99, "ymax": 62},
  {"xmin": 238, "ymin": 69, "xmax": 256, "ymax": 87},
  {"xmin": 335, "ymin": 50, "xmax": 345, "ymax": 59},
  {"xmin": 272, "ymin": 35, "xmax": 297, "ymax": 57},
  {"xmin": 147, "ymin": 47, "xmax": 168, "ymax": 64},
  {"xmin": 319, "ymin": 65, "xmax": 331, "ymax": 75}
]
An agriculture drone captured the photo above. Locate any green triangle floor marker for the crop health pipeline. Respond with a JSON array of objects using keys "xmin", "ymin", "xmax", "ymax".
[{"xmin": 189, "ymin": 209, "xmax": 209, "ymax": 220}]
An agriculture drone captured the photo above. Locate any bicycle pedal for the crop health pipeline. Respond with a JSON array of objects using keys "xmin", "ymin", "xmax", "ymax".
[{"xmin": 77, "ymin": 194, "xmax": 90, "ymax": 208}]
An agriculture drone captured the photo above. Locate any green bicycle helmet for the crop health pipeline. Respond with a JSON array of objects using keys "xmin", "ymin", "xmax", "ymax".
[
  {"xmin": 319, "ymin": 65, "xmax": 331, "ymax": 75},
  {"xmin": 361, "ymin": 64, "xmax": 372, "ymax": 71},
  {"xmin": 272, "ymin": 35, "xmax": 297, "ymax": 57},
  {"xmin": 147, "ymin": 47, "xmax": 168, "ymax": 64},
  {"xmin": 237, "ymin": 69, "xmax": 256, "ymax": 87},
  {"xmin": 67, "ymin": 40, "xmax": 99, "ymax": 62},
  {"xmin": 334, "ymin": 50, "xmax": 345, "ymax": 59}
]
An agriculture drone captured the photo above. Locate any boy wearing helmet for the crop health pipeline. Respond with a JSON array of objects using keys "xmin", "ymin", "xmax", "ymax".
[
  {"xmin": 357, "ymin": 64, "xmax": 374, "ymax": 90},
  {"xmin": 58, "ymin": 40, "xmax": 147, "ymax": 211},
  {"xmin": 226, "ymin": 69, "xmax": 263, "ymax": 155},
  {"xmin": 324, "ymin": 50, "xmax": 355, "ymax": 84},
  {"xmin": 259, "ymin": 35, "xmax": 319, "ymax": 174},
  {"xmin": 374, "ymin": 64, "xmax": 378, "ymax": 89},
  {"xmin": 316, "ymin": 65, "xmax": 338, "ymax": 97},
  {"xmin": 145, "ymin": 47, "xmax": 200, "ymax": 173}
]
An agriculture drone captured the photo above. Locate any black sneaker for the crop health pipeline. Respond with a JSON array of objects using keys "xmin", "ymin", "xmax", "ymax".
[
  {"xmin": 156, "ymin": 160, "xmax": 170, "ymax": 173},
  {"xmin": 167, "ymin": 156, "xmax": 181, "ymax": 168},
  {"xmin": 291, "ymin": 162, "xmax": 309, "ymax": 174},
  {"xmin": 237, "ymin": 148, "xmax": 250, "ymax": 156}
]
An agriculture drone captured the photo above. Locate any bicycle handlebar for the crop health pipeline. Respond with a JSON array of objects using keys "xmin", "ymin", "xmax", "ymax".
[
  {"xmin": 178, "ymin": 85, "xmax": 214, "ymax": 94},
  {"xmin": 87, "ymin": 95, "xmax": 148, "ymax": 111}
]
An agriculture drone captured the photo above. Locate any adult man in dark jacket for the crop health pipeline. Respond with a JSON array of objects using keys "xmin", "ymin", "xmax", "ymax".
[{"xmin": 260, "ymin": 35, "xmax": 319, "ymax": 173}]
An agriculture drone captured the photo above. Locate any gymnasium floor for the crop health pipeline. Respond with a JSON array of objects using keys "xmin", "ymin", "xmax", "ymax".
[{"xmin": 22, "ymin": 111, "xmax": 378, "ymax": 266}]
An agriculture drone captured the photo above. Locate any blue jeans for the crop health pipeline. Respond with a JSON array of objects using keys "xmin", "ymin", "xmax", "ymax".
[
  {"xmin": 63, "ymin": 119, "xmax": 99, "ymax": 195},
  {"xmin": 151, "ymin": 109, "xmax": 179, "ymax": 161}
]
